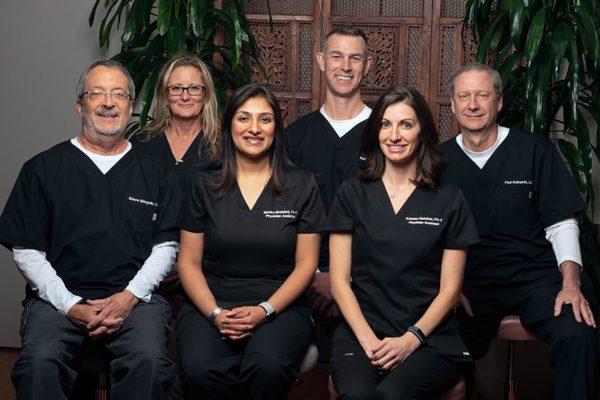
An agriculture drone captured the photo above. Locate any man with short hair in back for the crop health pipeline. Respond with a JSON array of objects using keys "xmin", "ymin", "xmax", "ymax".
[
  {"xmin": 0, "ymin": 60, "xmax": 178, "ymax": 400},
  {"xmin": 285, "ymin": 26, "xmax": 373, "ymax": 319},
  {"xmin": 440, "ymin": 62, "xmax": 599, "ymax": 399}
]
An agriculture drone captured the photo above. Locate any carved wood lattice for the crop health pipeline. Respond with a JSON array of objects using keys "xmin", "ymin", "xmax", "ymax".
[{"xmin": 247, "ymin": 0, "xmax": 471, "ymax": 139}]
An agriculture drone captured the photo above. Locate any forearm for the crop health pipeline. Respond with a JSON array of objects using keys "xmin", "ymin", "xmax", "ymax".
[
  {"xmin": 13, "ymin": 248, "xmax": 81, "ymax": 315},
  {"xmin": 560, "ymin": 261, "xmax": 581, "ymax": 290},
  {"xmin": 178, "ymin": 260, "xmax": 219, "ymax": 318},
  {"xmin": 267, "ymin": 233, "xmax": 320, "ymax": 313},
  {"xmin": 331, "ymin": 277, "xmax": 377, "ymax": 343},
  {"xmin": 125, "ymin": 241, "xmax": 178, "ymax": 301},
  {"xmin": 415, "ymin": 248, "xmax": 465, "ymax": 336},
  {"xmin": 268, "ymin": 266, "xmax": 314, "ymax": 313},
  {"xmin": 414, "ymin": 288, "xmax": 461, "ymax": 336}
]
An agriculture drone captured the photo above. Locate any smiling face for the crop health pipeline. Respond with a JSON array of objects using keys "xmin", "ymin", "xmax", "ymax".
[
  {"xmin": 167, "ymin": 65, "xmax": 205, "ymax": 121},
  {"xmin": 378, "ymin": 101, "xmax": 421, "ymax": 167},
  {"xmin": 76, "ymin": 66, "xmax": 132, "ymax": 139},
  {"xmin": 231, "ymin": 96, "xmax": 275, "ymax": 161},
  {"xmin": 317, "ymin": 33, "xmax": 372, "ymax": 99},
  {"xmin": 451, "ymin": 69, "xmax": 502, "ymax": 136}
]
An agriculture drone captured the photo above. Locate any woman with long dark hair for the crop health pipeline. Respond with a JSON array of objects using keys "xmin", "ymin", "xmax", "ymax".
[
  {"xmin": 176, "ymin": 83, "xmax": 325, "ymax": 399},
  {"xmin": 328, "ymin": 86, "xmax": 478, "ymax": 399}
]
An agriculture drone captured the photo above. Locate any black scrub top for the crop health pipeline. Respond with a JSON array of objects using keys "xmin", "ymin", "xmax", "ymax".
[
  {"xmin": 131, "ymin": 130, "xmax": 209, "ymax": 170},
  {"xmin": 179, "ymin": 167, "xmax": 326, "ymax": 308},
  {"xmin": 440, "ymin": 129, "xmax": 586, "ymax": 288},
  {"xmin": 326, "ymin": 177, "xmax": 479, "ymax": 361},
  {"xmin": 285, "ymin": 111, "xmax": 366, "ymax": 270},
  {"xmin": 0, "ymin": 141, "xmax": 180, "ymax": 300}
]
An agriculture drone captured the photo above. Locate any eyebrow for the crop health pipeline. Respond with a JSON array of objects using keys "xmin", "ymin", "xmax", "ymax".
[{"xmin": 235, "ymin": 110, "xmax": 274, "ymax": 116}]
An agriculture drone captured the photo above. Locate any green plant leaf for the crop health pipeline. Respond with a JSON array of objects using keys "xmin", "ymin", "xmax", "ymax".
[
  {"xmin": 464, "ymin": 0, "xmax": 479, "ymax": 43},
  {"xmin": 551, "ymin": 23, "xmax": 570, "ymax": 77},
  {"xmin": 557, "ymin": 139, "xmax": 588, "ymax": 192},
  {"xmin": 532, "ymin": 47, "xmax": 552, "ymax": 135},
  {"xmin": 524, "ymin": 6, "xmax": 546, "ymax": 67},
  {"xmin": 476, "ymin": 12, "xmax": 506, "ymax": 62},
  {"xmin": 89, "ymin": 0, "xmax": 102, "ymax": 27},
  {"xmin": 157, "ymin": 0, "xmax": 172, "ymax": 36},
  {"xmin": 573, "ymin": 4, "xmax": 600, "ymax": 73},
  {"xmin": 189, "ymin": 0, "xmax": 206, "ymax": 37},
  {"xmin": 576, "ymin": 109, "xmax": 593, "ymax": 174},
  {"xmin": 567, "ymin": 37, "xmax": 579, "ymax": 130},
  {"xmin": 509, "ymin": 0, "xmax": 525, "ymax": 44},
  {"xmin": 139, "ymin": 62, "xmax": 162, "ymax": 129}
]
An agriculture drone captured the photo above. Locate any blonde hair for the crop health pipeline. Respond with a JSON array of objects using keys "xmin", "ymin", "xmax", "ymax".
[{"xmin": 144, "ymin": 53, "xmax": 221, "ymax": 157}]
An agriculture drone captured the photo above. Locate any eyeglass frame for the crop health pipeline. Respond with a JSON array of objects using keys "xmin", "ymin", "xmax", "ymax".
[
  {"xmin": 167, "ymin": 85, "xmax": 206, "ymax": 97},
  {"xmin": 80, "ymin": 89, "xmax": 132, "ymax": 102}
]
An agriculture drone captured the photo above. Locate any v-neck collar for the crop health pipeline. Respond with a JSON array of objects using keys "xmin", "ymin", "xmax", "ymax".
[
  {"xmin": 452, "ymin": 130, "xmax": 514, "ymax": 174},
  {"xmin": 316, "ymin": 112, "xmax": 363, "ymax": 144},
  {"xmin": 66, "ymin": 140, "xmax": 136, "ymax": 180},
  {"xmin": 161, "ymin": 130, "xmax": 202, "ymax": 167},
  {"xmin": 234, "ymin": 176, "xmax": 273, "ymax": 211},
  {"xmin": 376, "ymin": 179, "xmax": 419, "ymax": 216}
]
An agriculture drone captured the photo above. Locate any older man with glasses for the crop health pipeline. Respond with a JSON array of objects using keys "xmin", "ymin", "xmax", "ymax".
[{"xmin": 0, "ymin": 60, "xmax": 178, "ymax": 400}]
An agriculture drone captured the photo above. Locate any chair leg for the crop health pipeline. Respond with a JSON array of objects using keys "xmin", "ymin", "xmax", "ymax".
[
  {"xmin": 506, "ymin": 341, "xmax": 516, "ymax": 400},
  {"xmin": 96, "ymin": 372, "xmax": 111, "ymax": 400}
]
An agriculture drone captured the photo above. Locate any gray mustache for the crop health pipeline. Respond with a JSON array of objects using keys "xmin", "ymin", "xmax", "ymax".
[{"xmin": 96, "ymin": 107, "xmax": 119, "ymax": 117}]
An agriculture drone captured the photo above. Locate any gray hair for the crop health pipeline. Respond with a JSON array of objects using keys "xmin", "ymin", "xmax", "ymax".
[
  {"xmin": 76, "ymin": 60, "xmax": 135, "ymax": 101},
  {"xmin": 450, "ymin": 62, "xmax": 503, "ymax": 98}
]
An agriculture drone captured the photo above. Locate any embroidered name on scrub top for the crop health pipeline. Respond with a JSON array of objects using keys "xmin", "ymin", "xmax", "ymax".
[
  {"xmin": 263, "ymin": 210, "xmax": 298, "ymax": 219},
  {"xmin": 405, "ymin": 216, "xmax": 444, "ymax": 226}
]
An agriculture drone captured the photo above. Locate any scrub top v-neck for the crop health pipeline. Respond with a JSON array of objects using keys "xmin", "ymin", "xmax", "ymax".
[
  {"xmin": 131, "ymin": 130, "xmax": 207, "ymax": 170},
  {"xmin": 285, "ymin": 111, "xmax": 366, "ymax": 269},
  {"xmin": 0, "ymin": 141, "xmax": 180, "ymax": 299},
  {"xmin": 440, "ymin": 129, "xmax": 586, "ymax": 288},
  {"xmin": 326, "ymin": 177, "xmax": 479, "ymax": 361},
  {"xmin": 180, "ymin": 167, "xmax": 326, "ymax": 308}
]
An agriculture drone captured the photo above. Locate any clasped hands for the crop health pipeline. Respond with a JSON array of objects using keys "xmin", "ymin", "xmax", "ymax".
[
  {"xmin": 360, "ymin": 332, "xmax": 421, "ymax": 372},
  {"xmin": 67, "ymin": 290, "xmax": 139, "ymax": 339},
  {"xmin": 214, "ymin": 306, "xmax": 267, "ymax": 340}
]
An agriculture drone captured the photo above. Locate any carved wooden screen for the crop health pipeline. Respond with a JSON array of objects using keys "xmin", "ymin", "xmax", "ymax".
[{"xmin": 246, "ymin": 0, "xmax": 472, "ymax": 139}]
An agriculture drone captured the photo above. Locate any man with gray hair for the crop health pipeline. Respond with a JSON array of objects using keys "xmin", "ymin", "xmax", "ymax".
[
  {"xmin": 0, "ymin": 60, "xmax": 178, "ymax": 399},
  {"xmin": 440, "ymin": 62, "xmax": 599, "ymax": 399}
]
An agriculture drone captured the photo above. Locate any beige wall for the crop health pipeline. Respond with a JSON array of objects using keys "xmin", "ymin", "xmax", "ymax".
[{"xmin": 0, "ymin": 1, "xmax": 120, "ymax": 347}]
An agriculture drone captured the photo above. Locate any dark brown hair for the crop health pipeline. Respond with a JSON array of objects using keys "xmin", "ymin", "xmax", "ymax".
[
  {"xmin": 209, "ymin": 83, "xmax": 291, "ymax": 199},
  {"xmin": 358, "ymin": 86, "xmax": 446, "ymax": 189},
  {"xmin": 322, "ymin": 26, "xmax": 369, "ymax": 54}
]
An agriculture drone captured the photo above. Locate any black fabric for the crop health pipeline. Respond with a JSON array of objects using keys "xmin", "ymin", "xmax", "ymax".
[
  {"xmin": 457, "ymin": 284, "xmax": 600, "ymax": 399},
  {"xmin": 285, "ymin": 111, "xmax": 365, "ymax": 270},
  {"xmin": 179, "ymin": 167, "xmax": 325, "ymax": 308},
  {"xmin": 176, "ymin": 301, "xmax": 312, "ymax": 400},
  {"xmin": 331, "ymin": 323, "xmax": 464, "ymax": 400},
  {"xmin": 130, "ymin": 130, "xmax": 208, "ymax": 170},
  {"xmin": 12, "ymin": 296, "xmax": 175, "ymax": 400},
  {"xmin": 326, "ymin": 178, "xmax": 478, "ymax": 361},
  {"xmin": 440, "ymin": 129, "xmax": 586, "ymax": 287},
  {"xmin": 0, "ymin": 141, "xmax": 180, "ymax": 300}
]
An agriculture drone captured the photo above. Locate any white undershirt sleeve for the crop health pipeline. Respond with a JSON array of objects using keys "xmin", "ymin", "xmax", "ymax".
[
  {"xmin": 13, "ymin": 248, "xmax": 82, "ymax": 316},
  {"xmin": 125, "ymin": 241, "xmax": 178, "ymax": 302},
  {"xmin": 544, "ymin": 217, "xmax": 582, "ymax": 269}
]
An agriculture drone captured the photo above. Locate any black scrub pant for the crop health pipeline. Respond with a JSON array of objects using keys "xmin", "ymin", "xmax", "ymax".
[
  {"xmin": 330, "ymin": 324, "xmax": 465, "ymax": 400},
  {"xmin": 458, "ymin": 280, "xmax": 600, "ymax": 400},
  {"xmin": 176, "ymin": 302, "xmax": 313, "ymax": 400},
  {"xmin": 12, "ymin": 295, "xmax": 175, "ymax": 400}
]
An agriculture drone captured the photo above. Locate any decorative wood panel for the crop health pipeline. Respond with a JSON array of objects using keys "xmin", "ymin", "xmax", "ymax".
[
  {"xmin": 246, "ymin": 0, "xmax": 319, "ymax": 126},
  {"xmin": 247, "ymin": 0, "xmax": 472, "ymax": 139}
]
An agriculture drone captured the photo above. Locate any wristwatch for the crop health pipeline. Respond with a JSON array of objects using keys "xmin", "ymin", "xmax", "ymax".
[
  {"xmin": 209, "ymin": 306, "xmax": 223, "ymax": 325},
  {"xmin": 258, "ymin": 301, "xmax": 277, "ymax": 322}
]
